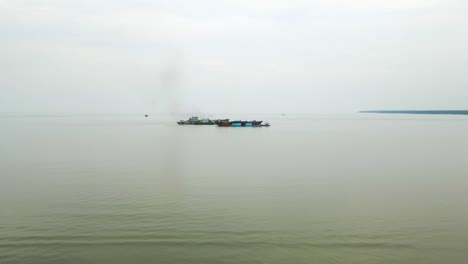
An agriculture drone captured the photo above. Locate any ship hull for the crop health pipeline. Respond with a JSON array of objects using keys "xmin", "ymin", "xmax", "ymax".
[{"xmin": 217, "ymin": 120, "xmax": 269, "ymax": 127}]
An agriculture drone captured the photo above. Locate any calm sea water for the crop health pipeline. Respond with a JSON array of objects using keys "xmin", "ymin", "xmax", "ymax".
[{"xmin": 1, "ymin": 114, "xmax": 468, "ymax": 263}]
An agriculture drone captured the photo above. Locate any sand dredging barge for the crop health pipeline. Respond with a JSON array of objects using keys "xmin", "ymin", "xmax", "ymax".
[{"xmin": 177, "ymin": 117, "xmax": 270, "ymax": 127}]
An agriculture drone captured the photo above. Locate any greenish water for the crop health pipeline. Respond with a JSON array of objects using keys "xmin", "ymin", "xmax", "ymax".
[{"xmin": 1, "ymin": 114, "xmax": 468, "ymax": 263}]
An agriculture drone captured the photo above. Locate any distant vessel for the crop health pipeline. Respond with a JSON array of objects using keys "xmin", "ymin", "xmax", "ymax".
[
  {"xmin": 177, "ymin": 116, "xmax": 229, "ymax": 125},
  {"xmin": 177, "ymin": 117, "xmax": 270, "ymax": 127}
]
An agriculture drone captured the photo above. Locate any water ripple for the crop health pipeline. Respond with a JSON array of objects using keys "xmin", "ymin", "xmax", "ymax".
[{"xmin": 0, "ymin": 234, "xmax": 414, "ymax": 250}]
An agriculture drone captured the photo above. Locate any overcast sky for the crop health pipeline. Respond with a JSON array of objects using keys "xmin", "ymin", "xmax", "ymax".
[{"xmin": 1, "ymin": 0, "xmax": 467, "ymax": 114}]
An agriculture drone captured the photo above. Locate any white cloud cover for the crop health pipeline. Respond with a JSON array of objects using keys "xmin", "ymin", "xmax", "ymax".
[
  {"xmin": 1, "ymin": 0, "xmax": 467, "ymax": 113},
  {"xmin": 318, "ymin": 0, "xmax": 443, "ymax": 11}
]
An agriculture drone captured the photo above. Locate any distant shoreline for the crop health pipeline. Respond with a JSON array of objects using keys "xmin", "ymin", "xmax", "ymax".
[{"xmin": 360, "ymin": 110, "xmax": 468, "ymax": 115}]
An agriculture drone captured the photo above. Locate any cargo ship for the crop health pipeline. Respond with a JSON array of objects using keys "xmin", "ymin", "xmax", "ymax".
[
  {"xmin": 177, "ymin": 116, "xmax": 229, "ymax": 125},
  {"xmin": 217, "ymin": 120, "xmax": 270, "ymax": 127}
]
